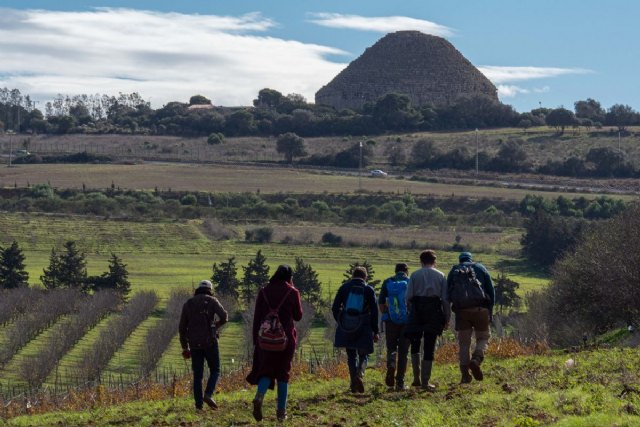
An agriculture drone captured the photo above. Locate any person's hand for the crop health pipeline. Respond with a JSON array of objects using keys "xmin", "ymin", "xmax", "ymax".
[
  {"xmin": 182, "ymin": 349, "xmax": 191, "ymax": 359},
  {"xmin": 373, "ymin": 333, "xmax": 379, "ymax": 343}
]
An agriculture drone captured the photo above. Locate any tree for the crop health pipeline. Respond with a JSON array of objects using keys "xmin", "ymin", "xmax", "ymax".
[
  {"xmin": 293, "ymin": 257, "xmax": 322, "ymax": 308},
  {"xmin": 41, "ymin": 248, "xmax": 62, "ymax": 289},
  {"xmin": 410, "ymin": 139, "xmax": 440, "ymax": 168},
  {"xmin": 207, "ymin": 132, "xmax": 224, "ymax": 145},
  {"xmin": 493, "ymin": 271, "xmax": 521, "ymax": 314},
  {"xmin": 343, "ymin": 260, "xmax": 381, "ymax": 289},
  {"xmin": 241, "ymin": 250, "xmax": 270, "ymax": 306},
  {"xmin": 211, "ymin": 257, "xmax": 240, "ymax": 300},
  {"xmin": 605, "ymin": 104, "xmax": 638, "ymax": 132},
  {"xmin": 189, "ymin": 95, "xmax": 212, "ymax": 105},
  {"xmin": 373, "ymin": 93, "xmax": 421, "ymax": 131},
  {"xmin": 521, "ymin": 210, "xmax": 585, "ymax": 268},
  {"xmin": 276, "ymin": 132, "xmax": 306, "ymax": 164},
  {"xmin": 545, "ymin": 108, "xmax": 576, "ymax": 134},
  {"xmin": 574, "ymin": 98, "xmax": 605, "ymax": 123},
  {"xmin": 0, "ymin": 241, "xmax": 29, "ymax": 289},
  {"xmin": 41, "ymin": 241, "xmax": 87, "ymax": 290},
  {"xmin": 88, "ymin": 253, "xmax": 131, "ymax": 301},
  {"xmin": 253, "ymin": 88, "xmax": 283, "ymax": 109}
]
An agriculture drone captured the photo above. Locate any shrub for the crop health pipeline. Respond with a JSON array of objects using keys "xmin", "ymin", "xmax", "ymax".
[
  {"xmin": 207, "ymin": 132, "xmax": 225, "ymax": 145},
  {"xmin": 244, "ymin": 226, "xmax": 273, "ymax": 243},
  {"xmin": 321, "ymin": 231, "xmax": 343, "ymax": 246},
  {"xmin": 180, "ymin": 194, "xmax": 197, "ymax": 206}
]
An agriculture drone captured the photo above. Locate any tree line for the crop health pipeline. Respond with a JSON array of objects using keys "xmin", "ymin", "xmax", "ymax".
[{"xmin": 2, "ymin": 87, "xmax": 639, "ymax": 137}]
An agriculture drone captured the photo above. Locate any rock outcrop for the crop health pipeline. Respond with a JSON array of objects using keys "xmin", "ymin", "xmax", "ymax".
[{"xmin": 315, "ymin": 31, "xmax": 497, "ymax": 111}]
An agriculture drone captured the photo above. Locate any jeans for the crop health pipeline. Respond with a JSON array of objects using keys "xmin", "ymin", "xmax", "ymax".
[
  {"xmin": 191, "ymin": 342, "xmax": 220, "ymax": 409},
  {"xmin": 257, "ymin": 376, "xmax": 288, "ymax": 411}
]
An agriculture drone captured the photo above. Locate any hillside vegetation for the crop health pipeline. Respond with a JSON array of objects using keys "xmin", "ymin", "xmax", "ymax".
[{"xmin": 5, "ymin": 347, "xmax": 640, "ymax": 426}]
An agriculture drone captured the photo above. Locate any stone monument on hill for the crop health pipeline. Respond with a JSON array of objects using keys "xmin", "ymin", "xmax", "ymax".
[{"xmin": 315, "ymin": 31, "xmax": 498, "ymax": 111}]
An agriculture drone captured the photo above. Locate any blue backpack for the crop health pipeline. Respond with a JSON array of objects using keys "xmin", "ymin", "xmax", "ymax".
[
  {"xmin": 344, "ymin": 285, "xmax": 365, "ymax": 315},
  {"xmin": 385, "ymin": 277, "xmax": 409, "ymax": 324},
  {"xmin": 338, "ymin": 284, "xmax": 366, "ymax": 336}
]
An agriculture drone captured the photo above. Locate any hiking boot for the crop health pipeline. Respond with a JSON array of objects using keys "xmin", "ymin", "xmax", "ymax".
[
  {"xmin": 203, "ymin": 395, "xmax": 218, "ymax": 410},
  {"xmin": 395, "ymin": 381, "xmax": 407, "ymax": 391},
  {"xmin": 354, "ymin": 376, "xmax": 365, "ymax": 393},
  {"xmin": 469, "ymin": 358, "xmax": 484, "ymax": 381},
  {"xmin": 385, "ymin": 367, "xmax": 395, "ymax": 388},
  {"xmin": 252, "ymin": 393, "xmax": 264, "ymax": 422},
  {"xmin": 276, "ymin": 409, "xmax": 287, "ymax": 422},
  {"xmin": 411, "ymin": 353, "xmax": 421, "ymax": 387},
  {"xmin": 459, "ymin": 365, "xmax": 472, "ymax": 384},
  {"xmin": 421, "ymin": 360, "xmax": 436, "ymax": 392}
]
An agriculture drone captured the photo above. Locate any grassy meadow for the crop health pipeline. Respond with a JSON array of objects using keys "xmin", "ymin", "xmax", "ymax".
[{"xmin": 6, "ymin": 347, "xmax": 640, "ymax": 426}]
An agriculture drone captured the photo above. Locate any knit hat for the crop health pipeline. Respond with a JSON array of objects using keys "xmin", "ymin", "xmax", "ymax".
[
  {"xmin": 459, "ymin": 252, "xmax": 473, "ymax": 262},
  {"xmin": 198, "ymin": 280, "xmax": 213, "ymax": 290}
]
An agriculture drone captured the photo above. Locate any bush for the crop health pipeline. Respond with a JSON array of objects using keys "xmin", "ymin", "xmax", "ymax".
[
  {"xmin": 180, "ymin": 194, "xmax": 198, "ymax": 206},
  {"xmin": 244, "ymin": 226, "xmax": 273, "ymax": 243},
  {"xmin": 207, "ymin": 132, "xmax": 225, "ymax": 145},
  {"xmin": 321, "ymin": 231, "xmax": 343, "ymax": 246}
]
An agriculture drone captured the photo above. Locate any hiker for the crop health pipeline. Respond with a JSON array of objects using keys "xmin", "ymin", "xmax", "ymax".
[
  {"xmin": 378, "ymin": 263, "xmax": 411, "ymax": 390},
  {"xmin": 179, "ymin": 280, "xmax": 228, "ymax": 411},
  {"xmin": 405, "ymin": 250, "xmax": 450, "ymax": 391},
  {"xmin": 247, "ymin": 265, "xmax": 303, "ymax": 422},
  {"xmin": 332, "ymin": 266, "xmax": 379, "ymax": 393},
  {"xmin": 447, "ymin": 252, "xmax": 495, "ymax": 384}
]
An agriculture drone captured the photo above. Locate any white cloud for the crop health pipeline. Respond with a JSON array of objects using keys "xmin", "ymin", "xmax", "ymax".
[
  {"xmin": 0, "ymin": 8, "xmax": 349, "ymax": 107},
  {"xmin": 497, "ymin": 85, "xmax": 530, "ymax": 98},
  {"xmin": 307, "ymin": 13, "xmax": 454, "ymax": 37},
  {"xmin": 478, "ymin": 66, "xmax": 592, "ymax": 84}
]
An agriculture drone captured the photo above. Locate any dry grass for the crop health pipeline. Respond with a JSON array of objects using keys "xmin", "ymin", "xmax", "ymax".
[{"xmin": 435, "ymin": 337, "xmax": 549, "ymax": 364}]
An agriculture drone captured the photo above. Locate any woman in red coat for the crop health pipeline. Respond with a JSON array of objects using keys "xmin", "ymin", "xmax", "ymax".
[{"xmin": 247, "ymin": 265, "xmax": 303, "ymax": 422}]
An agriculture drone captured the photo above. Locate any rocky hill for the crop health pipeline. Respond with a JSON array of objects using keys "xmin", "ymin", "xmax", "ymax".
[{"xmin": 316, "ymin": 31, "xmax": 498, "ymax": 111}]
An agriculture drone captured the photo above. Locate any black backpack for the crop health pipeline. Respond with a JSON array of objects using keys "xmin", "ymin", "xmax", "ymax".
[{"xmin": 449, "ymin": 263, "xmax": 488, "ymax": 310}]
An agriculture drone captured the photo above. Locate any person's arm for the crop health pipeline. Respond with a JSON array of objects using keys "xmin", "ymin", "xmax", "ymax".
[
  {"xmin": 405, "ymin": 275, "xmax": 414, "ymax": 310},
  {"xmin": 331, "ymin": 286, "xmax": 344, "ymax": 322},
  {"xmin": 367, "ymin": 286, "xmax": 379, "ymax": 334},
  {"xmin": 178, "ymin": 302, "xmax": 189, "ymax": 350},
  {"xmin": 440, "ymin": 274, "xmax": 451, "ymax": 325},
  {"xmin": 212, "ymin": 297, "xmax": 228, "ymax": 328},
  {"xmin": 252, "ymin": 291, "xmax": 264, "ymax": 345},
  {"xmin": 292, "ymin": 288, "xmax": 303, "ymax": 322},
  {"xmin": 378, "ymin": 281, "xmax": 388, "ymax": 315},
  {"xmin": 479, "ymin": 265, "xmax": 495, "ymax": 315}
]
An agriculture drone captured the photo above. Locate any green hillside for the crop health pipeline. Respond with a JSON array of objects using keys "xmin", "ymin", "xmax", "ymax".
[{"xmin": 6, "ymin": 347, "xmax": 640, "ymax": 426}]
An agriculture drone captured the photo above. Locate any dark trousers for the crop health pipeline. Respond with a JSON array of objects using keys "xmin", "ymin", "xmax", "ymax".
[
  {"xmin": 346, "ymin": 348, "xmax": 368, "ymax": 377},
  {"xmin": 409, "ymin": 331, "xmax": 438, "ymax": 361},
  {"xmin": 384, "ymin": 321, "xmax": 409, "ymax": 368},
  {"xmin": 191, "ymin": 342, "xmax": 220, "ymax": 409}
]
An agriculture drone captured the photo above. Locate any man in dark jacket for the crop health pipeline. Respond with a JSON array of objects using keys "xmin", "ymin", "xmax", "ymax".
[
  {"xmin": 332, "ymin": 267, "xmax": 379, "ymax": 393},
  {"xmin": 179, "ymin": 280, "xmax": 228, "ymax": 410},
  {"xmin": 446, "ymin": 252, "xmax": 495, "ymax": 384}
]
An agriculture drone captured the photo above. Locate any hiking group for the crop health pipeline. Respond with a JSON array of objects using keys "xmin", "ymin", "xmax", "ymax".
[{"xmin": 178, "ymin": 251, "xmax": 494, "ymax": 421}]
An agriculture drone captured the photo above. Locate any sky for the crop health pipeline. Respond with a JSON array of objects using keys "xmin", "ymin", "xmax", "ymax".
[{"xmin": 0, "ymin": 0, "xmax": 638, "ymax": 112}]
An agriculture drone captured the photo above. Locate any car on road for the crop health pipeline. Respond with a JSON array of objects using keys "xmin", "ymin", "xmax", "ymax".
[
  {"xmin": 370, "ymin": 169, "xmax": 388, "ymax": 177},
  {"xmin": 15, "ymin": 150, "xmax": 31, "ymax": 157}
]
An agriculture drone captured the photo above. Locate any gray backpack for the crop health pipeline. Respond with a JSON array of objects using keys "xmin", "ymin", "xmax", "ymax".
[{"xmin": 449, "ymin": 263, "xmax": 488, "ymax": 310}]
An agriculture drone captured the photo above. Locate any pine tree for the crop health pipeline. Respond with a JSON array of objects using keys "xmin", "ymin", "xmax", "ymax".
[
  {"xmin": 292, "ymin": 257, "xmax": 322, "ymax": 308},
  {"xmin": 40, "ymin": 241, "xmax": 87, "ymax": 290},
  {"xmin": 41, "ymin": 247, "xmax": 61, "ymax": 289},
  {"xmin": 89, "ymin": 253, "xmax": 131, "ymax": 301},
  {"xmin": 58, "ymin": 241, "xmax": 87, "ymax": 290},
  {"xmin": 343, "ymin": 260, "xmax": 381, "ymax": 289},
  {"xmin": 211, "ymin": 257, "xmax": 240, "ymax": 300},
  {"xmin": 0, "ymin": 241, "xmax": 29, "ymax": 289},
  {"xmin": 241, "ymin": 250, "xmax": 270, "ymax": 306}
]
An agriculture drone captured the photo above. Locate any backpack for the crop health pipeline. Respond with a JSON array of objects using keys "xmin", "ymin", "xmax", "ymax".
[
  {"xmin": 338, "ymin": 284, "xmax": 366, "ymax": 336},
  {"xmin": 385, "ymin": 277, "xmax": 409, "ymax": 324},
  {"xmin": 449, "ymin": 263, "xmax": 488, "ymax": 310},
  {"xmin": 257, "ymin": 287, "xmax": 292, "ymax": 352}
]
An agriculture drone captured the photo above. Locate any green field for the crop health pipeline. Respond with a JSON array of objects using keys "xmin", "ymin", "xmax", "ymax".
[
  {"xmin": 0, "ymin": 210, "xmax": 549, "ymax": 394},
  {"xmin": 6, "ymin": 347, "xmax": 640, "ymax": 426}
]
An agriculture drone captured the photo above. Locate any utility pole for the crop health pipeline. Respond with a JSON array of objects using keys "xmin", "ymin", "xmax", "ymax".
[{"xmin": 7, "ymin": 130, "xmax": 15, "ymax": 167}]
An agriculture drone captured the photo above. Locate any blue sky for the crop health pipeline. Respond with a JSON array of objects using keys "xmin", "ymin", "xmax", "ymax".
[{"xmin": 0, "ymin": 0, "xmax": 637, "ymax": 112}]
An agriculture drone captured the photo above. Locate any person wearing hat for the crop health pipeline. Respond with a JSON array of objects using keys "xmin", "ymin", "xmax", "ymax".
[
  {"xmin": 446, "ymin": 252, "xmax": 495, "ymax": 384},
  {"xmin": 179, "ymin": 279, "xmax": 228, "ymax": 411}
]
